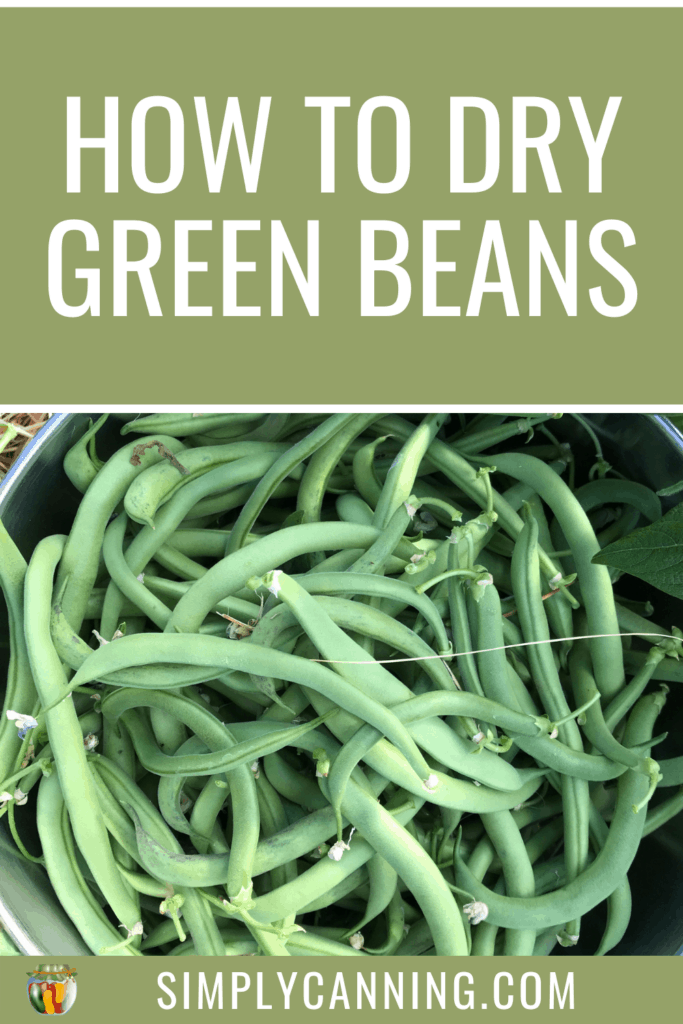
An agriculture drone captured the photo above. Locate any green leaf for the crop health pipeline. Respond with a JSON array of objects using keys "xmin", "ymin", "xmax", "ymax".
[{"xmin": 591, "ymin": 501, "xmax": 683, "ymax": 599}]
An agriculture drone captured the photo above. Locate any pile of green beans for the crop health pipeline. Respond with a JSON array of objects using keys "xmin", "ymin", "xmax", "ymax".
[{"xmin": 1, "ymin": 410, "xmax": 682, "ymax": 957}]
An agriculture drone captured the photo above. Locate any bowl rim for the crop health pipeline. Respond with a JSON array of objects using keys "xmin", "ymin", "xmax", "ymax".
[{"xmin": 0, "ymin": 413, "xmax": 72, "ymax": 514}]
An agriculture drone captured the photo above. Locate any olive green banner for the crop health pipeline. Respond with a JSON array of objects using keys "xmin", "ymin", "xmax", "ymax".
[
  {"xmin": 3, "ymin": 955, "xmax": 681, "ymax": 1021},
  {"xmin": 0, "ymin": 9, "xmax": 680, "ymax": 405}
]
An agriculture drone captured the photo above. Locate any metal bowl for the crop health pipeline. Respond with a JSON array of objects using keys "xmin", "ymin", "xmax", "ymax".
[{"xmin": 1, "ymin": 412, "xmax": 682, "ymax": 955}]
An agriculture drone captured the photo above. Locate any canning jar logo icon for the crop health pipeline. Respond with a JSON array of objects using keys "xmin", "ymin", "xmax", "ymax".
[{"xmin": 26, "ymin": 963, "xmax": 78, "ymax": 1015}]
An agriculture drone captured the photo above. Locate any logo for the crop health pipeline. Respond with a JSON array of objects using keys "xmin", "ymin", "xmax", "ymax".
[{"xmin": 26, "ymin": 964, "xmax": 78, "ymax": 1015}]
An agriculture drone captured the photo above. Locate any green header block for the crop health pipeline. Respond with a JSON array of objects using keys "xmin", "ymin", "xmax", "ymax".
[{"xmin": 0, "ymin": 9, "xmax": 679, "ymax": 404}]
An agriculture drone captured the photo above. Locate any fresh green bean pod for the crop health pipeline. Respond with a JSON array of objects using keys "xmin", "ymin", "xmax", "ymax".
[
  {"xmin": 0, "ymin": 520, "xmax": 34, "ymax": 786},
  {"xmin": 55, "ymin": 434, "xmax": 187, "ymax": 634},
  {"xmin": 37, "ymin": 772, "xmax": 143, "ymax": 956},
  {"xmin": 124, "ymin": 441, "xmax": 288, "ymax": 529},
  {"xmin": 225, "ymin": 414, "xmax": 357, "ymax": 555},
  {"xmin": 481, "ymin": 451, "xmax": 623, "ymax": 701},
  {"xmin": 453, "ymin": 689, "xmax": 667, "ymax": 930},
  {"xmin": 120, "ymin": 412, "xmax": 265, "ymax": 438},
  {"xmin": 372, "ymin": 413, "xmax": 449, "ymax": 529},
  {"xmin": 63, "ymin": 414, "xmax": 108, "ymax": 494},
  {"xmin": 25, "ymin": 534, "xmax": 142, "ymax": 940}
]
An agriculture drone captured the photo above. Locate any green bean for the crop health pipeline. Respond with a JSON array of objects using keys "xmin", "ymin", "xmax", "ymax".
[
  {"xmin": 569, "ymin": 641, "xmax": 655, "ymax": 771},
  {"xmin": 369, "ymin": 416, "xmax": 577, "ymax": 604},
  {"xmin": 263, "ymin": 750, "xmax": 329, "ymax": 811},
  {"xmin": 352, "ymin": 435, "xmax": 391, "ymax": 509},
  {"xmin": 258, "ymin": 571, "xmax": 529, "ymax": 792},
  {"xmin": 50, "ymin": 600, "xmax": 229, "ymax": 691},
  {"xmin": 447, "ymin": 536, "xmax": 486, "ymax": 697},
  {"xmin": 349, "ymin": 500, "xmax": 415, "ymax": 577},
  {"xmin": 335, "ymin": 491, "xmax": 375, "ymax": 527},
  {"xmin": 575, "ymin": 478, "xmax": 661, "ymax": 524},
  {"xmin": 192, "ymin": 413, "xmax": 290, "ymax": 447},
  {"xmin": 470, "ymin": 875, "xmax": 503, "ymax": 956},
  {"xmin": 151, "ymin": 543, "xmax": 209, "ymax": 581},
  {"xmin": 615, "ymin": 602, "xmax": 669, "ymax": 642},
  {"xmin": 25, "ymin": 534, "xmax": 142, "ymax": 938},
  {"xmin": 624, "ymin": 648, "xmax": 683, "ymax": 682},
  {"xmin": 257, "ymin": 571, "xmax": 439, "ymax": 785},
  {"xmin": 285, "ymin": 931, "xmax": 370, "ymax": 956},
  {"xmin": 466, "ymin": 833, "xmax": 496, "ymax": 882},
  {"xmin": 55, "ymin": 437, "xmax": 187, "ymax": 638},
  {"xmin": 124, "ymin": 441, "xmax": 288, "ymax": 529},
  {"xmin": 324, "ymin": 776, "xmax": 469, "ymax": 956},
  {"xmin": 657, "ymin": 756, "xmax": 683, "ymax": 787},
  {"xmin": 36, "ymin": 771, "xmax": 142, "ymax": 956},
  {"xmin": 326, "ymin": 687, "xmax": 549, "ymax": 838},
  {"xmin": 595, "ymin": 506, "xmax": 641, "ymax": 548},
  {"xmin": 100, "ymin": 691, "xmax": 258, "ymax": 897},
  {"xmin": 105, "ymin": 692, "xmax": 259, "ymax": 897},
  {"xmin": 189, "ymin": 771, "xmax": 230, "ymax": 856},
  {"xmin": 604, "ymin": 647, "xmax": 668, "ymax": 732},
  {"xmin": 84, "ymin": 587, "xmax": 140, "ymax": 621},
  {"xmin": 63, "ymin": 414, "xmax": 108, "ymax": 494},
  {"xmin": 143, "ymin": 575, "xmax": 260, "ymax": 625},
  {"xmin": 588, "ymin": 803, "xmax": 632, "ymax": 956},
  {"xmin": 168, "ymin": 936, "xmax": 259, "ymax": 956},
  {"xmin": 510, "ymin": 504, "xmax": 590, "ymax": 940},
  {"xmin": 481, "ymin": 452, "xmax": 623, "ymax": 701},
  {"xmin": 373, "ymin": 413, "xmax": 449, "ymax": 529},
  {"xmin": 252, "ymin": 593, "xmax": 455, "ymax": 696},
  {"xmin": 152, "ymin": 648, "xmax": 424, "ymax": 791},
  {"xmin": 156, "ymin": 737, "xmax": 207, "ymax": 837},
  {"xmin": 344, "ymin": 854, "xmax": 398, "ymax": 938},
  {"xmin": 254, "ymin": 770, "xmax": 298, "ymax": 923},
  {"xmin": 453, "ymin": 415, "xmax": 557, "ymax": 456},
  {"xmin": 185, "ymin": 478, "xmax": 302, "ymax": 524},
  {"xmin": 226, "ymin": 414, "xmax": 356, "ymax": 555},
  {"xmin": 297, "ymin": 413, "xmax": 382, "ymax": 563},
  {"xmin": 288, "ymin": 571, "xmax": 451, "ymax": 654},
  {"xmin": 361, "ymin": 889, "xmax": 406, "ymax": 955},
  {"xmin": 101, "ymin": 703, "xmax": 139, "ymax": 872},
  {"xmin": 480, "ymin": 811, "xmax": 536, "ymax": 954},
  {"xmin": 121, "ymin": 412, "xmax": 265, "ymax": 438},
  {"xmin": 453, "ymin": 689, "xmax": 666, "ymax": 930},
  {"xmin": 297, "ymin": 866, "xmax": 369, "ymax": 915},
  {"xmin": 304, "ymin": 684, "xmax": 547, "ymax": 813},
  {"xmin": 142, "ymin": 915, "xmax": 241, "ymax": 950},
  {"xmin": 102, "ymin": 692, "xmax": 337, "ymax": 778},
  {"xmin": 168, "ymin": 522, "xmax": 418, "ymax": 636},
  {"xmin": 394, "ymin": 915, "xmax": 434, "ymax": 956},
  {"xmin": 0, "ymin": 521, "xmax": 34, "ymax": 786},
  {"xmin": 165, "ymin": 527, "xmax": 229, "ymax": 555},
  {"xmin": 102, "ymin": 452, "xmax": 292, "ymax": 636},
  {"xmin": 88, "ymin": 754, "xmax": 228, "ymax": 954},
  {"xmin": 524, "ymin": 491, "xmax": 574, "ymax": 666},
  {"xmin": 253, "ymin": 803, "xmax": 351, "ymax": 877},
  {"xmin": 149, "ymin": 702, "xmax": 187, "ymax": 755},
  {"xmin": 515, "ymin": 816, "xmax": 564, "ymax": 868},
  {"xmin": 472, "ymin": 581, "xmax": 626, "ymax": 781},
  {"xmin": 643, "ymin": 786, "xmax": 683, "ymax": 837},
  {"xmin": 118, "ymin": 736, "xmax": 384, "ymax": 902}
]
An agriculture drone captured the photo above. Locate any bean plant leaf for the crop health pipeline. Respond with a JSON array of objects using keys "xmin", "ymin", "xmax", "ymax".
[{"xmin": 591, "ymin": 501, "xmax": 683, "ymax": 599}]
